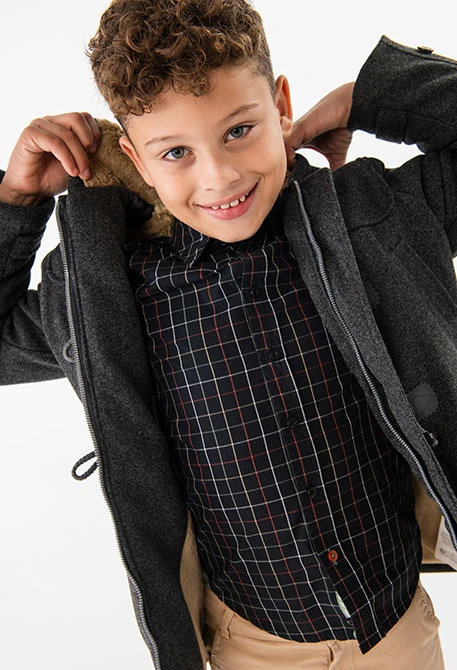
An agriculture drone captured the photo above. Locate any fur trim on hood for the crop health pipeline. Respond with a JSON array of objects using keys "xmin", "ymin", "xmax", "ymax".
[{"xmin": 83, "ymin": 119, "xmax": 174, "ymax": 239}]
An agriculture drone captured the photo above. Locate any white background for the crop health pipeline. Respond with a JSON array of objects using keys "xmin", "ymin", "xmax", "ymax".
[{"xmin": 0, "ymin": 0, "xmax": 456, "ymax": 667}]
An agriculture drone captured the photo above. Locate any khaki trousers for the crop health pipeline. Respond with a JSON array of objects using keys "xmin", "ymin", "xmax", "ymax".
[{"xmin": 204, "ymin": 582, "xmax": 444, "ymax": 669}]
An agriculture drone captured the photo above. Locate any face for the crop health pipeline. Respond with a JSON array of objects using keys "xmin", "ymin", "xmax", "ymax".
[{"xmin": 120, "ymin": 64, "xmax": 293, "ymax": 243}]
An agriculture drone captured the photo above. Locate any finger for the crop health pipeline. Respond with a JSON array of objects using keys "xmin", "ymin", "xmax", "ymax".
[
  {"xmin": 41, "ymin": 113, "xmax": 99, "ymax": 175},
  {"xmin": 43, "ymin": 112, "xmax": 99, "ymax": 151},
  {"xmin": 40, "ymin": 114, "xmax": 101, "ymax": 177},
  {"xmin": 23, "ymin": 118, "xmax": 91, "ymax": 179},
  {"xmin": 80, "ymin": 112, "xmax": 101, "ymax": 153}
]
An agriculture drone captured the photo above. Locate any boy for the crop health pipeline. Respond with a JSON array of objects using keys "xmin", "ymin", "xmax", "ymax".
[{"xmin": 0, "ymin": 0, "xmax": 456, "ymax": 668}]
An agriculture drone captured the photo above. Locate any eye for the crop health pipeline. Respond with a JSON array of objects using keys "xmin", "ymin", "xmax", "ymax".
[
  {"xmin": 227, "ymin": 125, "xmax": 251, "ymax": 141},
  {"xmin": 164, "ymin": 146, "xmax": 188, "ymax": 161}
]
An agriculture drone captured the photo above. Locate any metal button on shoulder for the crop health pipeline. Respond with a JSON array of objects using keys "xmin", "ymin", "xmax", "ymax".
[
  {"xmin": 327, "ymin": 549, "xmax": 339, "ymax": 563},
  {"xmin": 417, "ymin": 45, "xmax": 434, "ymax": 54}
]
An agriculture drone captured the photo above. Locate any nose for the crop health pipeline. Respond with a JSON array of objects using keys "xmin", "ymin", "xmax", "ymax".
[{"xmin": 199, "ymin": 150, "xmax": 241, "ymax": 192}]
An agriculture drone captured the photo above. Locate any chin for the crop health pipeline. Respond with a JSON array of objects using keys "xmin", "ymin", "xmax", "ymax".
[{"xmin": 222, "ymin": 221, "xmax": 263, "ymax": 243}]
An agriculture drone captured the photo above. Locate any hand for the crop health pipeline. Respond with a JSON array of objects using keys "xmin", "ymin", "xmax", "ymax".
[
  {"xmin": 0, "ymin": 112, "xmax": 100, "ymax": 206},
  {"xmin": 286, "ymin": 82, "xmax": 355, "ymax": 171}
]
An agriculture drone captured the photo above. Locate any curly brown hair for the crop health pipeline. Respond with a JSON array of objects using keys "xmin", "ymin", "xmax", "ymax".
[{"xmin": 87, "ymin": 0, "xmax": 275, "ymax": 123}]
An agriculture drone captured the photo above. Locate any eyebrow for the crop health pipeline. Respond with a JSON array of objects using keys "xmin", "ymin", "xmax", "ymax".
[{"xmin": 144, "ymin": 103, "xmax": 260, "ymax": 148}]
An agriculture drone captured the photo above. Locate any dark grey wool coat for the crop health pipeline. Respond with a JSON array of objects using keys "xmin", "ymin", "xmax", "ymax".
[{"xmin": 1, "ymin": 36, "xmax": 457, "ymax": 669}]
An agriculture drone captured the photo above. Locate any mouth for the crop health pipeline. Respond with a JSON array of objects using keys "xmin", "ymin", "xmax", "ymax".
[
  {"xmin": 199, "ymin": 185, "xmax": 256, "ymax": 210},
  {"xmin": 198, "ymin": 184, "xmax": 257, "ymax": 220}
]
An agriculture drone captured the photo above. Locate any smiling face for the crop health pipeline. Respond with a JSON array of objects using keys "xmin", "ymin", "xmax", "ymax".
[{"xmin": 119, "ymin": 64, "xmax": 293, "ymax": 243}]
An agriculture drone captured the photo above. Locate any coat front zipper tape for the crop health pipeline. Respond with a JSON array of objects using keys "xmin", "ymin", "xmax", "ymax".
[{"xmin": 56, "ymin": 201, "xmax": 162, "ymax": 669}]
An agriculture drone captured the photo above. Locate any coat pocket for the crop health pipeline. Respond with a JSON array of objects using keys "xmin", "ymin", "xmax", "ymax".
[{"xmin": 394, "ymin": 239, "xmax": 457, "ymax": 321}]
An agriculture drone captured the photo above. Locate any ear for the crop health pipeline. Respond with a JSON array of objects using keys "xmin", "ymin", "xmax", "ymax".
[
  {"xmin": 274, "ymin": 75, "xmax": 293, "ymax": 140},
  {"xmin": 119, "ymin": 135, "xmax": 154, "ymax": 187}
]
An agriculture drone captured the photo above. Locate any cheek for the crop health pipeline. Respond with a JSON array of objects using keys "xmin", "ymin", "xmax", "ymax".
[
  {"xmin": 148, "ymin": 174, "xmax": 182, "ymax": 206},
  {"xmin": 153, "ymin": 181, "xmax": 191, "ymax": 219},
  {"xmin": 255, "ymin": 130, "xmax": 287, "ymax": 173}
]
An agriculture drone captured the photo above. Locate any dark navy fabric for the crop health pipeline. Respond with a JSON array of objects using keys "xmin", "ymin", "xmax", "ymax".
[{"xmin": 126, "ymin": 209, "xmax": 421, "ymax": 649}]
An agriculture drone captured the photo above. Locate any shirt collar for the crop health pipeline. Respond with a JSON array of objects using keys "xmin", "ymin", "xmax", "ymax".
[
  {"xmin": 171, "ymin": 196, "xmax": 284, "ymax": 267},
  {"xmin": 171, "ymin": 219, "xmax": 210, "ymax": 266}
]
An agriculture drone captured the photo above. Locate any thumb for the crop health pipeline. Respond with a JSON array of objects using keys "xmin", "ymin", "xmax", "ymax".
[
  {"xmin": 285, "ymin": 118, "xmax": 316, "ymax": 169},
  {"xmin": 287, "ymin": 118, "xmax": 315, "ymax": 154},
  {"xmin": 328, "ymin": 151, "xmax": 349, "ymax": 171},
  {"xmin": 285, "ymin": 141, "xmax": 297, "ymax": 169}
]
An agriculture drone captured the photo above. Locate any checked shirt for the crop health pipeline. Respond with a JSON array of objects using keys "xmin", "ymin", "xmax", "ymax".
[{"xmin": 126, "ymin": 205, "xmax": 422, "ymax": 653}]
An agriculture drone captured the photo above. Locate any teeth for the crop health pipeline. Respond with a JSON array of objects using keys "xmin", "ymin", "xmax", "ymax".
[{"xmin": 210, "ymin": 192, "xmax": 249, "ymax": 210}]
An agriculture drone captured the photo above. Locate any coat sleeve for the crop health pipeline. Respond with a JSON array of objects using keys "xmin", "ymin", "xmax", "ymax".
[
  {"xmin": 0, "ymin": 176, "xmax": 64, "ymax": 384},
  {"xmin": 348, "ymin": 36, "xmax": 457, "ymax": 255}
]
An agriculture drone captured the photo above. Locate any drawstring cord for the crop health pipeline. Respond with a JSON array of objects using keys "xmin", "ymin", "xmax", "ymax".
[{"xmin": 72, "ymin": 451, "xmax": 98, "ymax": 480}]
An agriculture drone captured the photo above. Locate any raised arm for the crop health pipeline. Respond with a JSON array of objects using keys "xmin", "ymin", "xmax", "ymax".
[
  {"xmin": 0, "ymin": 113, "xmax": 100, "ymax": 384},
  {"xmin": 288, "ymin": 37, "xmax": 457, "ymax": 254}
]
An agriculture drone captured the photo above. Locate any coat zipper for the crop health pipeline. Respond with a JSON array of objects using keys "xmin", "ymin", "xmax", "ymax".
[
  {"xmin": 293, "ymin": 179, "xmax": 457, "ymax": 552},
  {"xmin": 56, "ymin": 200, "xmax": 162, "ymax": 669}
]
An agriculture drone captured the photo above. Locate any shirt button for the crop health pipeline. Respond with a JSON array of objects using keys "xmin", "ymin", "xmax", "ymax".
[
  {"xmin": 308, "ymin": 486, "xmax": 317, "ymax": 499},
  {"xmin": 249, "ymin": 286, "xmax": 260, "ymax": 298},
  {"xmin": 285, "ymin": 416, "xmax": 299, "ymax": 429},
  {"xmin": 267, "ymin": 348, "xmax": 281, "ymax": 362},
  {"xmin": 327, "ymin": 549, "xmax": 339, "ymax": 563}
]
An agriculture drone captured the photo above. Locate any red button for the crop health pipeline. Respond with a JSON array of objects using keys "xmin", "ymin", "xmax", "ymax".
[{"xmin": 327, "ymin": 549, "xmax": 339, "ymax": 563}]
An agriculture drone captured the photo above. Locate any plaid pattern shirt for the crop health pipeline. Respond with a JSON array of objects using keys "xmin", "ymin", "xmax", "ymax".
[{"xmin": 126, "ymin": 207, "xmax": 421, "ymax": 652}]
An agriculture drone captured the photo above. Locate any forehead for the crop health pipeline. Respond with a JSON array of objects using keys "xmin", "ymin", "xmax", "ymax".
[{"xmin": 126, "ymin": 64, "xmax": 275, "ymax": 140}]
